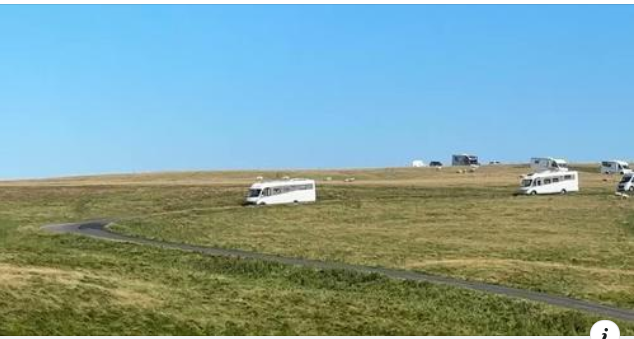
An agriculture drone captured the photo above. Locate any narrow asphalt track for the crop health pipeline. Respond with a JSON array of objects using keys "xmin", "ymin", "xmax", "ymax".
[{"xmin": 43, "ymin": 220, "xmax": 634, "ymax": 322}]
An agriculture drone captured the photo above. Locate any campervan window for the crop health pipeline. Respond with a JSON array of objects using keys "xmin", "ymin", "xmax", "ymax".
[
  {"xmin": 544, "ymin": 178, "xmax": 552, "ymax": 184},
  {"xmin": 564, "ymin": 174, "xmax": 574, "ymax": 180},
  {"xmin": 602, "ymin": 162, "xmax": 611, "ymax": 167},
  {"xmin": 553, "ymin": 177, "xmax": 560, "ymax": 183},
  {"xmin": 248, "ymin": 189, "xmax": 262, "ymax": 198},
  {"xmin": 521, "ymin": 179, "xmax": 532, "ymax": 187},
  {"xmin": 263, "ymin": 188, "xmax": 271, "ymax": 196},
  {"xmin": 266, "ymin": 183, "xmax": 315, "ymax": 196}
]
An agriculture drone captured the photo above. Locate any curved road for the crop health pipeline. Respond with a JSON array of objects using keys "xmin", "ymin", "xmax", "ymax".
[{"xmin": 44, "ymin": 220, "xmax": 634, "ymax": 322}]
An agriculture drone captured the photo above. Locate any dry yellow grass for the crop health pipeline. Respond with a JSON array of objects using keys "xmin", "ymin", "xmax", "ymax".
[
  {"xmin": 0, "ymin": 263, "xmax": 162, "ymax": 309},
  {"xmin": 0, "ymin": 163, "xmax": 612, "ymax": 188}
]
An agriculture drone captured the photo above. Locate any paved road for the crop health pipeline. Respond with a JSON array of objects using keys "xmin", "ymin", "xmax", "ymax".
[{"xmin": 44, "ymin": 220, "xmax": 634, "ymax": 322}]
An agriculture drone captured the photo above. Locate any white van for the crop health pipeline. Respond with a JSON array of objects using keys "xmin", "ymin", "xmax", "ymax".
[
  {"xmin": 601, "ymin": 160, "xmax": 631, "ymax": 175},
  {"xmin": 412, "ymin": 160, "xmax": 426, "ymax": 168},
  {"xmin": 530, "ymin": 157, "xmax": 569, "ymax": 172},
  {"xmin": 517, "ymin": 171, "xmax": 579, "ymax": 195},
  {"xmin": 617, "ymin": 173, "xmax": 634, "ymax": 192},
  {"xmin": 245, "ymin": 179, "xmax": 316, "ymax": 206}
]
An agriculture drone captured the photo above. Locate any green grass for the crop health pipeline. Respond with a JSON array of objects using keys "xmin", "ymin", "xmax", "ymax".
[{"xmin": 1, "ymin": 166, "xmax": 634, "ymax": 335}]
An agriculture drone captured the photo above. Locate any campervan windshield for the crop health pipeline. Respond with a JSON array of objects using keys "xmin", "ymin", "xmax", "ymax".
[
  {"xmin": 620, "ymin": 175, "xmax": 633, "ymax": 184},
  {"xmin": 521, "ymin": 179, "xmax": 533, "ymax": 187},
  {"xmin": 248, "ymin": 189, "xmax": 262, "ymax": 198}
]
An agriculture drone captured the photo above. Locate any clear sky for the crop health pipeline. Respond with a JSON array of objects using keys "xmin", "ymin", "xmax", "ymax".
[{"xmin": 0, "ymin": 5, "xmax": 633, "ymax": 178}]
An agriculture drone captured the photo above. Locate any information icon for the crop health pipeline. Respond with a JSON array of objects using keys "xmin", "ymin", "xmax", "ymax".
[{"xmin": 591, "ymin": 320, "xmax": 620, "ymax": 339}]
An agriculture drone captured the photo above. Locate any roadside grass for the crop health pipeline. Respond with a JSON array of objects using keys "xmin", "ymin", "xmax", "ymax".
[
  {"xmin": 2, "ymin": 219, "xmax": 632, "ymax": 335},
  {"xmin": 1, "ymin": 165, "xmax": 634, "ymax": 335}
]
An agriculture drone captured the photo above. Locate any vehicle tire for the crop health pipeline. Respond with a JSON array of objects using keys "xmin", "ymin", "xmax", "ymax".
[
  {"xmin": 530, "ymin": 191, "xmax": 537, "ymax": 196},
  {"xmin": 258, "ymin": 202, "xmax": 266, "ymax": 206},
  {"xmin": 630, "ymin": 187, "xmax": 634, "ymax": 192},
  {"xmin": 560, "ymin": 189, "xmax": 567, "ymax": 195}
]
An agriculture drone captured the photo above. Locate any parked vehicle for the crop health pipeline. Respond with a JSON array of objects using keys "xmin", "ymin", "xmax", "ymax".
[
  {"xmin": 245, "ymin": 179, "xmax": 316, "ymax": 205},
  {"xmin": 517, "ymin": 171, "xmax": 579, "ymax": 195},
  {"xmin": 601, "ymin": 160, "xmax": 631, "ymax": 175},
  {"xmin": 530, "ymin": 157, "xmax": 569, "ymax": 172},
  {"xmin": 617, "ymin": 173, "xmax": 634, "ymax": 192},
  {"xmin": 429, "ymin": 161, "xmax": 443, "ymax": 168},
  {"xmin": 412, "ymin": 160, "xmax": 426, "ymax": 168},
  {"xmin": 452, "ymin": 154, "xmax": 479, "ymax": 166}
]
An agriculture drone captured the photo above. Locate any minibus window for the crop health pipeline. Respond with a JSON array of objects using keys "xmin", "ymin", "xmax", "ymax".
[
  {"xmin": 544, "ymin": 179, "xmax": 551, "ymax": 184},
  {"xmin": 263, "ymin": 188, "xmax": 271, "ymax": 196}
]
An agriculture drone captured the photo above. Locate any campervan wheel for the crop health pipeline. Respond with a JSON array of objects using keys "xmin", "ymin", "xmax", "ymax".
[{"xmin": 560, "ymin": 189, "xmax": 567, "ymax": 195}]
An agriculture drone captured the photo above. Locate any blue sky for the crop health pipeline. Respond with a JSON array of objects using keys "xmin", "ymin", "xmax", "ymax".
[{"xmin": 0, "ymin": 5, "xmax": 633, "ymax": 178}]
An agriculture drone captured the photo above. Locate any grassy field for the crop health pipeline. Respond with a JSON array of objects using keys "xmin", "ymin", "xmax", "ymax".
[
  {"xmin": 1, "ymin": 165, "xmax": 634, "ymax": 335},
  {"xmin": 110, "ymin": 165, "xmax": 634, "ymax": 309}
]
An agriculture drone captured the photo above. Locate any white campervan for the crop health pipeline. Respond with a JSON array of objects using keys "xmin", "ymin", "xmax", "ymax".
[
  {"xmin": 245, "ymin": 179, "xmax": 316, "ymax": 206},
  {"xmin": 530, "ymin": 157, "xmax": 569, "ymax": 172},
  {"xmin": 517, "ymin": 171, "xmax": 579, "ymax": 195},
  {"xmin": 617, "ymin": 173, "xmax": 634, "ymax": 192},
  {"xmin": 601, "ymin": 160, "xmax": 631, "ymax": 175},
  {"xmin": 412, "ymin": 160, "xmax": 426, "ymax": 168}
]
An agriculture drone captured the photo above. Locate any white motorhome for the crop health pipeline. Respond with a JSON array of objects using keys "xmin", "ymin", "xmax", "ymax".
[
  {"xmin": 517, "ymin": 171, "xmax": 579, "ymax": 195},
  {"xmin": 601, "ymin": 160, "xmax": 631, "ymax": 175},
  {"xmin": 530, "ymin": 157, "xmax": 569, "ymax": 172},
  {"xmin": 412, "ymin": 160, "xmax": 426, "ymax": 168},
  {"xmin": 617, "ymin": 173, "xmax": 634, "ymax": 192},
  {"xmin": 245, "ymin": 179, "xmax": 316, "ymax": 206}
]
